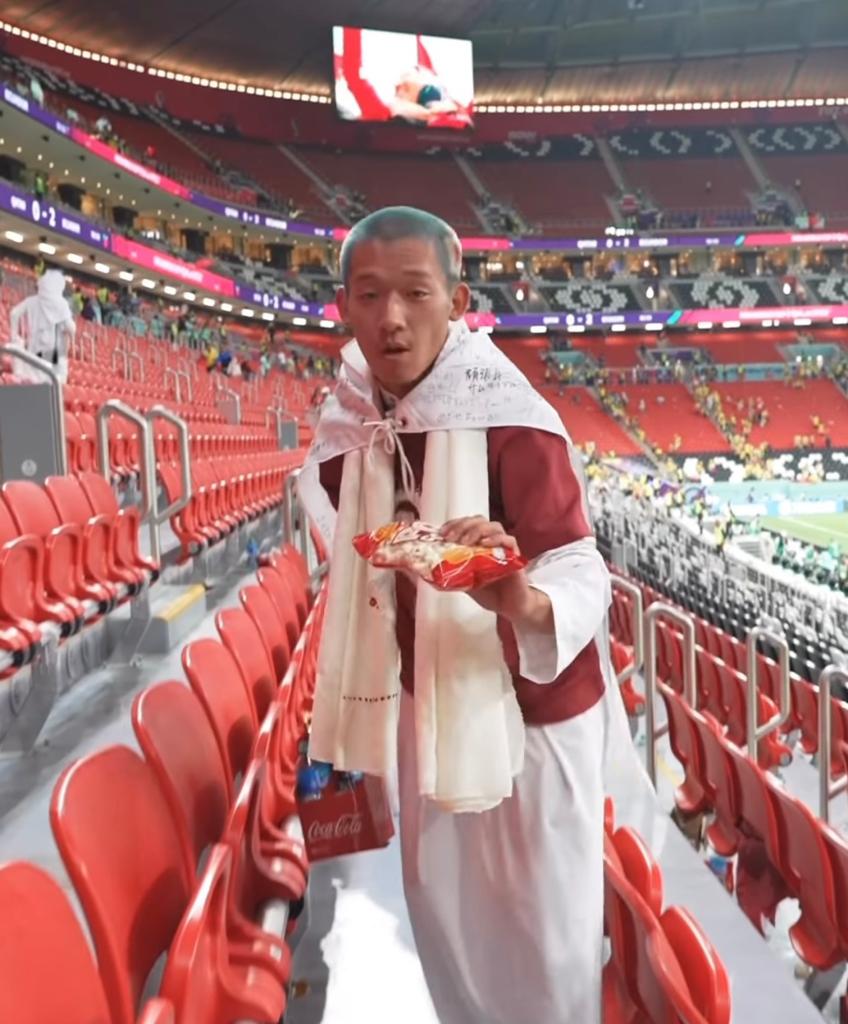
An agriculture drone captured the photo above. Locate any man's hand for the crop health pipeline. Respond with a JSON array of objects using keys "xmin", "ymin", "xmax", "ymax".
[{"xmin": 440, "ymin": 516, "xmax": 553, "ymax": 631}]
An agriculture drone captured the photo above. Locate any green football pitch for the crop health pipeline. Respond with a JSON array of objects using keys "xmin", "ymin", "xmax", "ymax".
[{"xmin": 760, "ymin": 512, "xmax": 848, "ymax": 549}]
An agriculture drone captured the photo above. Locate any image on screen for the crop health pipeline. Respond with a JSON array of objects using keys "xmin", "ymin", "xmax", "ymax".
[{"xmin": 333, "ymin": 26, "xmax": 474, "ymax": 131}]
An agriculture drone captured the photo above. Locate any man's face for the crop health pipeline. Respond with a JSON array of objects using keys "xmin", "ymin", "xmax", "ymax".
[{"xmin": 337, "ymin": 236, "xmax": 469, "ymax": 397}]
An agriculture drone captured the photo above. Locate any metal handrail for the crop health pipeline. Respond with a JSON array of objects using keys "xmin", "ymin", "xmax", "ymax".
[
  {"xmin": 177, "ymin": 368, "xmax": 193, "ymax": 401},
  {"xmin": 0, "ymin": 344, "xmax": 68, "ymax": 476},
  {"xmin": 95, "ymin": 400, "xmax": 154, "ymax": 525},
  {"xmin": 127, "ymin": 351, "xmax": 144, "ymax": 383},
  {"xmin": 282, "ymin": 470, "xmax": 298, "ymax": 548},
  {"xmin": 82, "ymin": 331, "xmax": 96, "ymax": 364},
  {"xmin": 745, "ymin": 627, "xmax": 791, "ymax": 758},
  {"xmin": 146, "ymin": 406, "xmax": 192, "ymax": 563},
  {"xmin": 610, "ymin": 575, "xmax": 644, "ymax": 687},
  {"xmin": 164, "ymin": 367, "xmax": 182, "ymax": 403},
  {"xmin": 219, "ymin": 386, "xmax": 242, "ymax": 424},
  {"xmin": 818, "ymin": 666, "xmax": 848, "ymax": 823},
  {"xmin": 643, "ymin": 601, "xmax": 696, "ymax": 785},
  {"xmin": 110, "ymin": 348, "xmax": 129, "ymax": 378}
]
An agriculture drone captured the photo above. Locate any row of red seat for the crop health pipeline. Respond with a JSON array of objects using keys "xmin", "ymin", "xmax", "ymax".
[
  {"xmin": 0, "ymin": 473, "xmax": 157, "ymax": 672},
  {"xmin": 0, "ymin": 542, "xmax": 325, "ymax": 1023},
  {"xmin": 160, "ymin": 452, "xmax": 301, "ymax": 561},
  {"xmin": 603, "ymin": 801, "xmax": 730, "ymax": 1024},
  {"xmin": 609, "ymin": 573, "xmax": 848, "ymax": 981}
]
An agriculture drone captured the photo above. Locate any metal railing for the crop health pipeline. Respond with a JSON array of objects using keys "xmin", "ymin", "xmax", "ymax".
[
  {"xmin": 96, "ymin": 401, "xmax": 154, "ymax": 534},
  {"xmin": 145, "ymin": 406, "xmax": 192, "ymax": 564},
  {"xmin": 127, "ymin": 351, "xmax": 144, "ymax": 383},
  {"xmin": 177, "ymin": 368, "xmax": 193, "ymax": 402},
  {"xmin": 745, "ymin": 627, "xmax": 791, "ymax": 759},
  {"xmin": 610, "ymin": 575, "xmax": 644, "ymax": 690},
  {"xmin": 818, "ymin": 666, "xmax": 848, "ymax": 824},
  {"xmin": 164, "ymin": 367, "xmax": 183, "ymax": 403},
  {"xmin": 110, "ymin": 348, "xmax": 129, "ymax": 378},
  {"xmin": 643, "ymin": 602, "xmax": 696, "ymax": 785},
  {"xmin": 0, "ymin": 345, "xmax": 68, "ymax": 476}
]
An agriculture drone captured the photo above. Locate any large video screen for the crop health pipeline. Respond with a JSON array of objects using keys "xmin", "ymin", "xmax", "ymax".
[{"xmin": 333, "ymin": 26, "xmax": 474, "ymax": 131}]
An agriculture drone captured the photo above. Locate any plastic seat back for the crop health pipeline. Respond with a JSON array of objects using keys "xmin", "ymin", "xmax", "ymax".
[
  {"xmin": 689, "ymin": 710, "xmax": 740, "ymax": 856},
  {"xmin": 0, "ymin": 861, "xmax": 112, "ymax": 1024},
  {"xmin": 659, "ymin": 683, "xmax": 707, "ymax": 816},
  {"xmin": 610, "ymin": 825, "xmax": 664, "ymax": 917},
  {"xmin": 657, "ymin": 906, "xmax": 731, "ymax": 1024},
  {"xmin": 216, "ymin": 606, "xmax": 277, "ymax": 722},
  {"xmin": 240, "ymin": 584, "xmax": 290, "ymax": 682},
  {"xmin": 50, "ymin": 746, "xmax": 192, "ymax": 1024},
  {"xmin": 766, "ymin": 778, "xmax": 840, "ymax": 969},
  {"xmin": 722, "ymin": 741, "xmax": 780, "ymax": 863},
  {"xmin": 257, "ymin": 565, "xmax": 299, "ymax": 652},
  {"xmin": 182, "ymin": 638, "xmax": 258, "ymax": 799},
  {"xmin": 3, "ymin": 480, "xmax": 61, "ymax": 536},
  {"xmin": 133, "ymin": 681, "xmax": 230, "ymax": 880}
]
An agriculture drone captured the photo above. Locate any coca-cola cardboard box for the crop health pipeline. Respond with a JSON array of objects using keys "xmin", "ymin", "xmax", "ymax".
[{"xmin": 297, "ymin": 768, "xmax": 395, "ymax": 861}]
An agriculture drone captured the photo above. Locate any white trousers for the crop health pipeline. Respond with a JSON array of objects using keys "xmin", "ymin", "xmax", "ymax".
[{"xmin": 398, "ymin": 692, "xmax": 605, "ymax": 1024}]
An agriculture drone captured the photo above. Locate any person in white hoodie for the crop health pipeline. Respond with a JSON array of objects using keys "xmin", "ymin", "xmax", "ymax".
[{"xmin": 10, "ymin": 269, "xmax": 76, "ymax": 384}]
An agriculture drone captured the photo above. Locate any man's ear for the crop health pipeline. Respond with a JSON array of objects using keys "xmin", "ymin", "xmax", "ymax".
[
  {"xmin": 336, "ymin": 286, "xmax": 348, "ymax": 324},
  {"xmin": 449, "ymin": 281, "xmax": 471, "ymax": 321}
]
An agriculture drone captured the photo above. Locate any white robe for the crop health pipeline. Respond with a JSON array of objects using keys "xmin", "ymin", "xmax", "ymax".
[
  {"xmin": 300, "ymin": 321, "xmax": 660, "ymax": 1023},
  {"xmin": 9, "ymin": 269, "xmax": 75, "ymax": 384}
]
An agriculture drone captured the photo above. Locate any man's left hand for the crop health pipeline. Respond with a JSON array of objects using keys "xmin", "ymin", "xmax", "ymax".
[{"xmin": 440, "ymin": 516, "xmax": 553, "ymax": 631}]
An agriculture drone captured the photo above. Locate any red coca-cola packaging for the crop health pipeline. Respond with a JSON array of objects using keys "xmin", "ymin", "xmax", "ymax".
[{"xmin": 296, "ymin": 764, "xmax": 395, "ymax": 861}]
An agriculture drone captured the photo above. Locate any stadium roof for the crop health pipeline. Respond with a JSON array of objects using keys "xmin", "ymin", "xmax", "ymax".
[{"xmin": 3, "ymin": 0, "xmax": 848, "ymax": 100}]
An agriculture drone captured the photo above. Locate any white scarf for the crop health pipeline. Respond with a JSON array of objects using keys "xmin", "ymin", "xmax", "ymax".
[{"xmin": 299, "ymin": 321, "xmax": 569, "ymax": 813}]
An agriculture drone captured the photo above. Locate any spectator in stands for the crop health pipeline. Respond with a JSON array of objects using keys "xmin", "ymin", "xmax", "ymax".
[
  {"xmin": 33, "ymin": 170, "xmax": 48, "ymax": 202},
  {"xmin": 29, "ymin": 74, "xmax": 44, "ymax": 108},
  {"xmin": 9, "ymin": 268, "xmax": 75, "ymax": 383},
  {"xmin": 300, "ymin": 206, "xmax": 641, "ymax": 1024}
]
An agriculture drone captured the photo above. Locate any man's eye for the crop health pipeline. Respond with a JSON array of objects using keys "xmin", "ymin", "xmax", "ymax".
[
  {"xmin": 410, "ymin": 289, "xmax": 429, "ymax": 299},
  {"xmin": 357, "ymin": 292, "xmax": 377, "ymax": 300}
]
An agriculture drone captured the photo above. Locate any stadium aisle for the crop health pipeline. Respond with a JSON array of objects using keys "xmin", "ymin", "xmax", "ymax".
[{"xmin": 288, "ymin": 840, "xmax": 439, "ymax": 1024}]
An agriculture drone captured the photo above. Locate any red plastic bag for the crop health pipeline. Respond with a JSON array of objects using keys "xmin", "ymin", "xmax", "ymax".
[{"xmin": 353, "ymin": 520, "xmax": 526, "ymax": 592}]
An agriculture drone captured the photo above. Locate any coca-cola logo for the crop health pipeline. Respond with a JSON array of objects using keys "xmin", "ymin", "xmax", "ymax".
[{"xmin": 307, "ymin": 813, "xmax": 364, "ymax": 843}]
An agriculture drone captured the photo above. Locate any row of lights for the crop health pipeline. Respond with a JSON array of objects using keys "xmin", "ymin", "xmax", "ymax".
[
  {"xmin": 477, "ymin": 97, "xmax": 848, "ymax": 114},
  {"xmin": 2, "ymin": 227, "xmax": 342, "ymax": 327},
  {"xmin": 4, "ymin": 20, "xmax": 846, "ymax": 113},
  {"xmin": 0, "ymin": 19, "xmax": 331, "ymax": 103}
]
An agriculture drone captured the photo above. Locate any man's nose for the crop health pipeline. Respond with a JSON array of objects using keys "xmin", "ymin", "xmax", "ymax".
[{"xmin": 379, "ymin": 293, "xmax": 406, "ymax": 331}]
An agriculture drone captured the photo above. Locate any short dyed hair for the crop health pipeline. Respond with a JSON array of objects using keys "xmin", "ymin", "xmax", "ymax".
[{"xmin": 339, "ymin": 206, "xmax": 463, "ymax": 288}]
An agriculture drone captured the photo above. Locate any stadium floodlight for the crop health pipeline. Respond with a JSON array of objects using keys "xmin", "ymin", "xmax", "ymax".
[
  {"xmin": 202, "ymin": 297, "xmax": 216, "ymax": 307},
  {"xmin": 319, "ymin": 319, "xmax": 335, "ymax": 329},
  {"xmin": 163, "ymin": 285, "xmax": 178, "ymax": 296},
  {"xmin": 529, "ymin": 325, "xmax": 547, "ymax": 334},
  {"xmin": 567, "ymin": 325, "xmax": 586, "ymax": 333},
  {"xmin": 832, "ymin": 317, "xmax": 848, "ymax": 325},
  {"xmin": 3, "ymin": 230, "xmax": 24, "ymax": 243},
  {"xmin": 644, "ymin": 323, "xmax": 664, "ymax": 331},
  {"xmin": 66, "ymin": 252, "xmax": 84, "ymax": 264},
  {"xmin": 722, "ymin": 321, "xmax": 741, "ymax": 329},
  {"xmin": 38, "ymin": 242, "xmax": 56, "ymax": 255},
  {"xmin": 118, "ymin": 270, "xmax": 134, "ymax": 281},
  {"xmin": 262, "ymin": 312, "xmax": 275, "ymax": 321},
  {"xmin": 220, "ymin": 303, "xmax": 233, "ymax": 312},
  {"xmin": 697, "ymin": 322, "xmax": 713, "ymax": 330},
  {"xmin": 611, "ymin": 324, "xmax": 627, "ymax": 332},
  {"xmin": 241, "ymin": 308, "xmax": 255, "ymax": 317},
  {"xmin": 793, "ymin": 318, "xmax": 812, "ymax": 326},
  {"xmin": 183, "ymin": 291, "xmax": 196, "ymax": 301},
  {"xmin": 140, "ymin": 278, "xmax": 156, "ymax": 289},
  {"xmin": 94, "ymin": 262, "xmax": 110, "ymax": 274},
  {"xmin": 292, "ymin": 317, "xmax": 307, "ymax": 326}
]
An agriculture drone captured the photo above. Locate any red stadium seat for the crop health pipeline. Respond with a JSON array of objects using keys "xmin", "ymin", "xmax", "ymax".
[
  {"xmin": 182, "ymin": 639, "xmax": 258, "ymax": 798},
  {"xmin": 132, "ymin": 680, "xmax": 230, "ymax": 880},
  {"xmin": 239, "ymin": 584, "xmax": 291, "ymax": 682},
  {"xmin": 765, "ymin": 776, "xmax": 841, "ymax": 969},
  {"xmin": 78, "ymin": 471, "xmax": 159, "ymax": 579},
  {"xmin": 50, "ymin": 745, "xmax": 193, "ymax": 1024},
  {"xmin": 688, "ymin": 710, "xmax": 740, "ymax": 857},
  {"xmin": 3, "ymin": 480, "xmax": 117, "ymax": 611},
  {"xmin": 158, "ymin": 844, "xmax": 286, "ymax": 1024},
  {"xmin": 45, "ymin": 474, "xmax": 142, "ymax": 591},
  {"xmin": 257, "ymin": 565, "xmax": 299, "ymax": 653},
  {"xmin": 655, "ymin": 906, "xmax": 731, "ymax": 1024},
  {"xmin": 215, "ymin": 606, "xmax": 278, "ymax": 722},
  {"xmin": 609, "ymin": 825, "xmax": 664, "ymax": 917},
  {"xmin": 659, "ymin": 682, "xmax": 709, "ymax": 816}
]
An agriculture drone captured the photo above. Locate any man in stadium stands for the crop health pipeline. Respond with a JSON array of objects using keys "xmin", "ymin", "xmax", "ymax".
[
  {"xmin": 299, "ymin": 207, "xmax": 626, "ymax": 1023},
  {"xmin": 9, "ymin": 268, "xmax": 75, "ymax": 383}
]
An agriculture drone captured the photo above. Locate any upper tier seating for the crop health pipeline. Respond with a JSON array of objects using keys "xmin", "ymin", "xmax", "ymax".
[
  {"xmin": 609, "ymin": 383, "xmax": 731, "ymax": 453},
  {"xmin": 712, "ymin": 380, "xmax": 848, "ymax": 449}
]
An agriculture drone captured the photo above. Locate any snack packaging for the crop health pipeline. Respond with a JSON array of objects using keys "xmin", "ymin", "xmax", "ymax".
[{"xmin": 352, "ymin": 520, "xmax": 526, "ymax": 592}]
